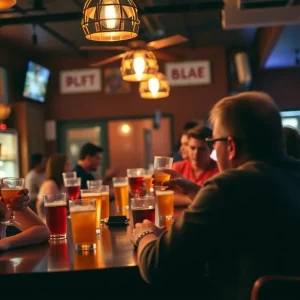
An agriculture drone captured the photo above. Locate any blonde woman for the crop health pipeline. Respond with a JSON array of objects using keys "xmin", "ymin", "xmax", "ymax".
[{"xmin": 37, "ymin": 154, "xmax": 70, "ymax": 219}]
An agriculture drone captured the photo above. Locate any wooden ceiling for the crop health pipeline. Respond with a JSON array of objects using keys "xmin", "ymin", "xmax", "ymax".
[{"xmin": 0, "ymin": 0, "xmax": 258, "ymax": 58}]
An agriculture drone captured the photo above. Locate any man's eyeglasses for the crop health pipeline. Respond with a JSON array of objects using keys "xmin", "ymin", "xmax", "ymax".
[{"xmin": 205, "ymin": 137, "xmax": 228, "ymax": 147}]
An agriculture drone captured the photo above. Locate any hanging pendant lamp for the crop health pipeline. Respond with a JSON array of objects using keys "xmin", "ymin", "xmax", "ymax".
[
  {"xmin": 139, "ymin": 72, "xmax": 170, "ymax": 99},
  {"xmin": 0, "ymin": 0, "xmax": 16, "ymax": 10},
  {"xmin": 82, "ymin": 0, "xmax": 140, "ymax": 42},
  {"xmin": 121, "ymin": 50, "xmax": 159, "ymax": 82}
]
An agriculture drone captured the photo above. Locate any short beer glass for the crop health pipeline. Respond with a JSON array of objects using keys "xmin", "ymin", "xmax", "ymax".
[
  {"xmin": 44, "ymin": 193, "xmax": 67, "ymax": 240},
  {"xmin": 131, "ymin": 196, "xmax": 155, "ymax": 224}
]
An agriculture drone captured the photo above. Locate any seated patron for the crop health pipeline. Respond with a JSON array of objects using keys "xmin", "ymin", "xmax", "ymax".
[{"xmin": 131, "ymin": 91, "xmax": 300, "ymax": 299}]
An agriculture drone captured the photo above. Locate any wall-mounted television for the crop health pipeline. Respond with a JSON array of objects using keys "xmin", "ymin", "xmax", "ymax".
[
  {"xmin": 23, "ymin": 61, "xmax": 50, "ymax": 103},
  {"xmin": 280, "ymin": 110, "xmax": 300, "ymax": 131}
]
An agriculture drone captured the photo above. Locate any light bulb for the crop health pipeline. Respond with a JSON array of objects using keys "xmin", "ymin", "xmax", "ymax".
[
  {"xmin": 148, "ymin": 77, "xmax": 160, "ymax": 97},
  {"xmin": 100, "ymin": 1, "xmax": 120, "ymax": 29},
  {"xmin": 133, "ymin": 56, "xmax": 146, "ymax": 81}
]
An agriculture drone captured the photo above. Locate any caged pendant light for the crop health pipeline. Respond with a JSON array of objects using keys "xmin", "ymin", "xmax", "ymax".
[
  {"xmin": 0, "ymin": 0, "xmax": 16, "ymax": 10},
  {"xmin": 82, "ymin": 0, "xmax": 140, "ymax": 42},
  {"xmin": 121, "ymin": 50, "xmax": 159, "ymax": 82},
  {"xmin": 139, "ymin": 72, "xmax": 170, "ymax": 99}
]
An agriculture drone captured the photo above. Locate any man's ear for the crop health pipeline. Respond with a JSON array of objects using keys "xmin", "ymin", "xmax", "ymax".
[{"xmin": 227, "ymin": 136, "xmax": 237, "ymax": 161}]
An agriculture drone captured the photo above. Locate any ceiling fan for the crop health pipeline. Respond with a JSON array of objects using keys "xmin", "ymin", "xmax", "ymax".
[{"xmin": 80, "ymin": 34, "xmax": 189, "ymax": 67}]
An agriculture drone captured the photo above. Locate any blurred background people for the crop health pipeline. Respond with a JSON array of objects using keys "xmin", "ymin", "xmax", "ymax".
[
  {"xmin": 25, "ymin": 153, "xmax": 46, "ymax": 214},
  {"xmin": 283, "ymin": 126, "xmax": 300, "ymax": 159},
  {"xmin": 73, "ymin": 142, "xmax": 117, "ymax": 190},
  {"xmin": 171, "ymin": 121, "xmax": 199, "ymax": 163},
  {"xmin": 36, "ymin": 154, "xmax": 70, "ymax": 219}
]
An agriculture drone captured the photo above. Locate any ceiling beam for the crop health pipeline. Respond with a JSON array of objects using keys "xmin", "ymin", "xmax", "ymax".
[
  {"xmin": 223, "ymin": 0, "xmax": 300, "ymax": 28},
  {"xmin": 13, "ymin": 5, "xmax": 83, "ymax": 56},
  {"xmin": 0, "ymin": 2, "xmax": 224, "ymax": 26},
  {"xmin": 255, "ymin": 26, "xmax": 284, "ymax": 69}
]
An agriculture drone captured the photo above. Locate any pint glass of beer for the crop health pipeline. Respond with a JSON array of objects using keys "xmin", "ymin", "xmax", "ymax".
[
  {"xmin": 69, "ymin": 199, "xmax": 97, "ymax": 251},
  {"xmin": 87, "ymin": 180, "xmax": 103, "ymax": 189},
  {"xmin": 112, "ymin": 177, "xmax": 129, "ymax": 213},
  {"xmin": 156, "ymin": 190, "xmax": 174, "ymax": 220},
  {"xmin": 44, "ymin": 193, "xmax": 67, "ymax": 240},
  {"xmin": 64, "ymin": 177, "xmax": 81, "ymax": 200},
  {"xmin": 153, "ymin": 156, "xmax": 173, "ymax": 191},
  {"xmin": 81, "ymin": 189, "xmax": 102, "ymax": 231},
  {"xmin": 131, "ymin": 196, "xmax": 155, "ymax": 224},
  {"xmin": 100, "ymin": 185, "xmax": 110, "ymax": 223}
]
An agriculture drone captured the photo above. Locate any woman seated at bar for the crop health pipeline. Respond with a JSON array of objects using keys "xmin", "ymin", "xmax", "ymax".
[{"xmin": 0, "ymin": 189, "xmax": 50, "ymax": 251}]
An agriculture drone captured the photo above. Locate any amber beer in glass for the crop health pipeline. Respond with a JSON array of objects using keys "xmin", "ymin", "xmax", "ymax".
[
  {"xmin": 0, "ymin": 177, "xmax": 24, "ymax": 226},
  {"xmin": 69, "ymin": 199, "xmax": 97, "ymax": 251},
  {"xmin": 131, "ymin": 196, "xmax": 155, "ymax": 224},
  {"xmin": 113, "ymin": 177, "xmax": 129, "ymax": 213},
  {"xmin": 100, "ymin": 185, "xmax": 110, "ymax": 223},
  {"xmin": 44, "ymin": 193, "xmax": 67, "ymax": 239},
  {"xmin": 156, "ymin": 190, "xmax": 174, "ymax": 220},
  {"xmin": 127, "ymin": 168, "xmax": 145, "ymax": 198},
  {"xmin": 81, "ymin": 189, "xmax": 102, "ymax": 231},
  {"xmin": 153, "ymin": 156, "xmax": 173, "ymax": 190}
]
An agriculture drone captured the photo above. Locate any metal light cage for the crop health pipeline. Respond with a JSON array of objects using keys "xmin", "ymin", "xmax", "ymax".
[
  {"xmin": 0, "ymin": 0, "xmax": 16, "ymax": 10},
  {"xmin": 139, "ymin": 72, "xmax": 170, "ymax": 99},
  {"xmin": 121, "ymin": 50, "xmax": 159, "ymax": 82},
  {"xmin": 82, "ymin": 0, "xmax": 140, "ymax": 42}
]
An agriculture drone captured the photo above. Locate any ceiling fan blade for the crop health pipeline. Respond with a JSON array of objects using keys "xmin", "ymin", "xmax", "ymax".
[
  {"xmin": 80, "ymin": 46, "xmax": 130, "ymax": 51},
  {"xmin": 146, "ymin": 35, "xmax": 189, "ymax": 50},
  {"xmin": 90, "ymin": 53, "xmax": 125, "ymax": 67},
  {"xmin": 154, "ymin": 50, "xmax": 184, "ymax": 62}
]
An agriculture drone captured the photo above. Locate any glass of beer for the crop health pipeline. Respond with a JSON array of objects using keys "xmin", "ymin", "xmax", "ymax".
[
  {"xmin": 131, "ymin": 196, "xmax": 155, "ymax": 225},
  {"xmin": 100, "ymin": 185, "xmax": 110, "ymax": 223},
  {"xmin": 81, "ymin": 189, "xmax": 102, "ymax": 232},
  {"xmin": 64, "ymin": 177, "xmax": 81, "ymax": 200},
  {"xmin": 156, "ymin": 190, "xmax": 174, "ymax": 221},
  {"xmin": 44, "ymin": 193, "xmax": 67, "ymax": 240},
  {"xmin": 112, "ymin": 177, "xmax": 129, "ymax": 213},
  {"xmin": 127, "ymin": 168, "xmax": 146, "ymax": 198},
  {"xmin": 62, "ymin": 172, "xmax": 77, "ymax": 180},
  {"xmin": 144, "ymin": 168, "xmax": 154, "ymax": 195},
  {"xmin": 69, "ymin": 199, "xmax": 97, "ymax": 251},
  {"xmin": 0, "ymin": 177, "xmax": 24, "ymax": 226},
  {"xmin": 153, "ymin": 156, "xmax": 173, "ymax": 191},
  {"xmin": 87, "ymin": 180, "xmax": 103, "ymax": 189}
]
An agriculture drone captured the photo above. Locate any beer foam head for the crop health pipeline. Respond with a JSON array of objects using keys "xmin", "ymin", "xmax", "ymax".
[
  {"xmin": 155, "ymin": 190, "xmax": 174, "ymax": 196},
  {"xmin": 81, "ymin": 193, "xmax": 101, "ymax": 197},
  {"xmin": 113, "ymin": 183, "xmax": 128, "ymax": 187},
  {"xmin": 101, "ymin": 192, "xmax": 109, "ymax": 196},
  {"xmin": 44, "ymin": 201, "xmax": 66, "ymax": 208},
  {"xmin": 69, "ymin": 205, "xmax": 95, "ymax": 213}
]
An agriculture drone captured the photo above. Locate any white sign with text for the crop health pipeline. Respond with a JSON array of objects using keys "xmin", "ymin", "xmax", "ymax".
[
  {"xmin": 165, "ymin": 60, "xmax": 211, "ymax": 86},
  {"xmin": 60, "ymin": 69, "xmax": 101, "ymax": 94}
]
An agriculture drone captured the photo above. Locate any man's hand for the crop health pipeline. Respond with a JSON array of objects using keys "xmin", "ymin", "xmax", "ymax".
[{"xmin": 131, "ymin": 219, "xmax": 166, "ymax": 245}]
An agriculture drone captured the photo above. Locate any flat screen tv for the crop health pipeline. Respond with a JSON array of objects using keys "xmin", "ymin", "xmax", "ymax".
[
  {"xmin": 23, "ymin": 61, "xmax": 50, "ymax": 103},
  {"xmin": 280, "ymin": 110, "xmax": 300, "ymax": 131}
]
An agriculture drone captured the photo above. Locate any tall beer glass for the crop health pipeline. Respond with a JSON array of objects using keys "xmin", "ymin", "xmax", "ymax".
[
  {"xmin": 87, "ymin": 180, "xmax": 103, "ymax": 189},
  {"xmin": 156, "ymin": 190, "xmax": 174, "ymax": 220},
  {"xmin": 44, "ymin": 193, "xmax": 67, "ymax": 240},
  {"xmin": 153, "ymin": 156, "xmax": 173, "ymax": 191},
  {"xmin": 81, "ymin": 189, "xmax": 102, "ymax": 231},
  {"xmin": 127, "ymin": 168, "xmax": 145, "ymax": 198},
  {"xmin": 69, "ymin": 199, "xmax": 97, "ymax": 251},
  {"xmin": 100, "ymin": 185, "xmax": 110, "ymax": 223},
  {"xmin": 1, "ymin": 177, "xmax": 24, "ymax": 226},
  {"xmin": 112, "ymin": 177, "xmax": 129, "ymax": 213}
]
